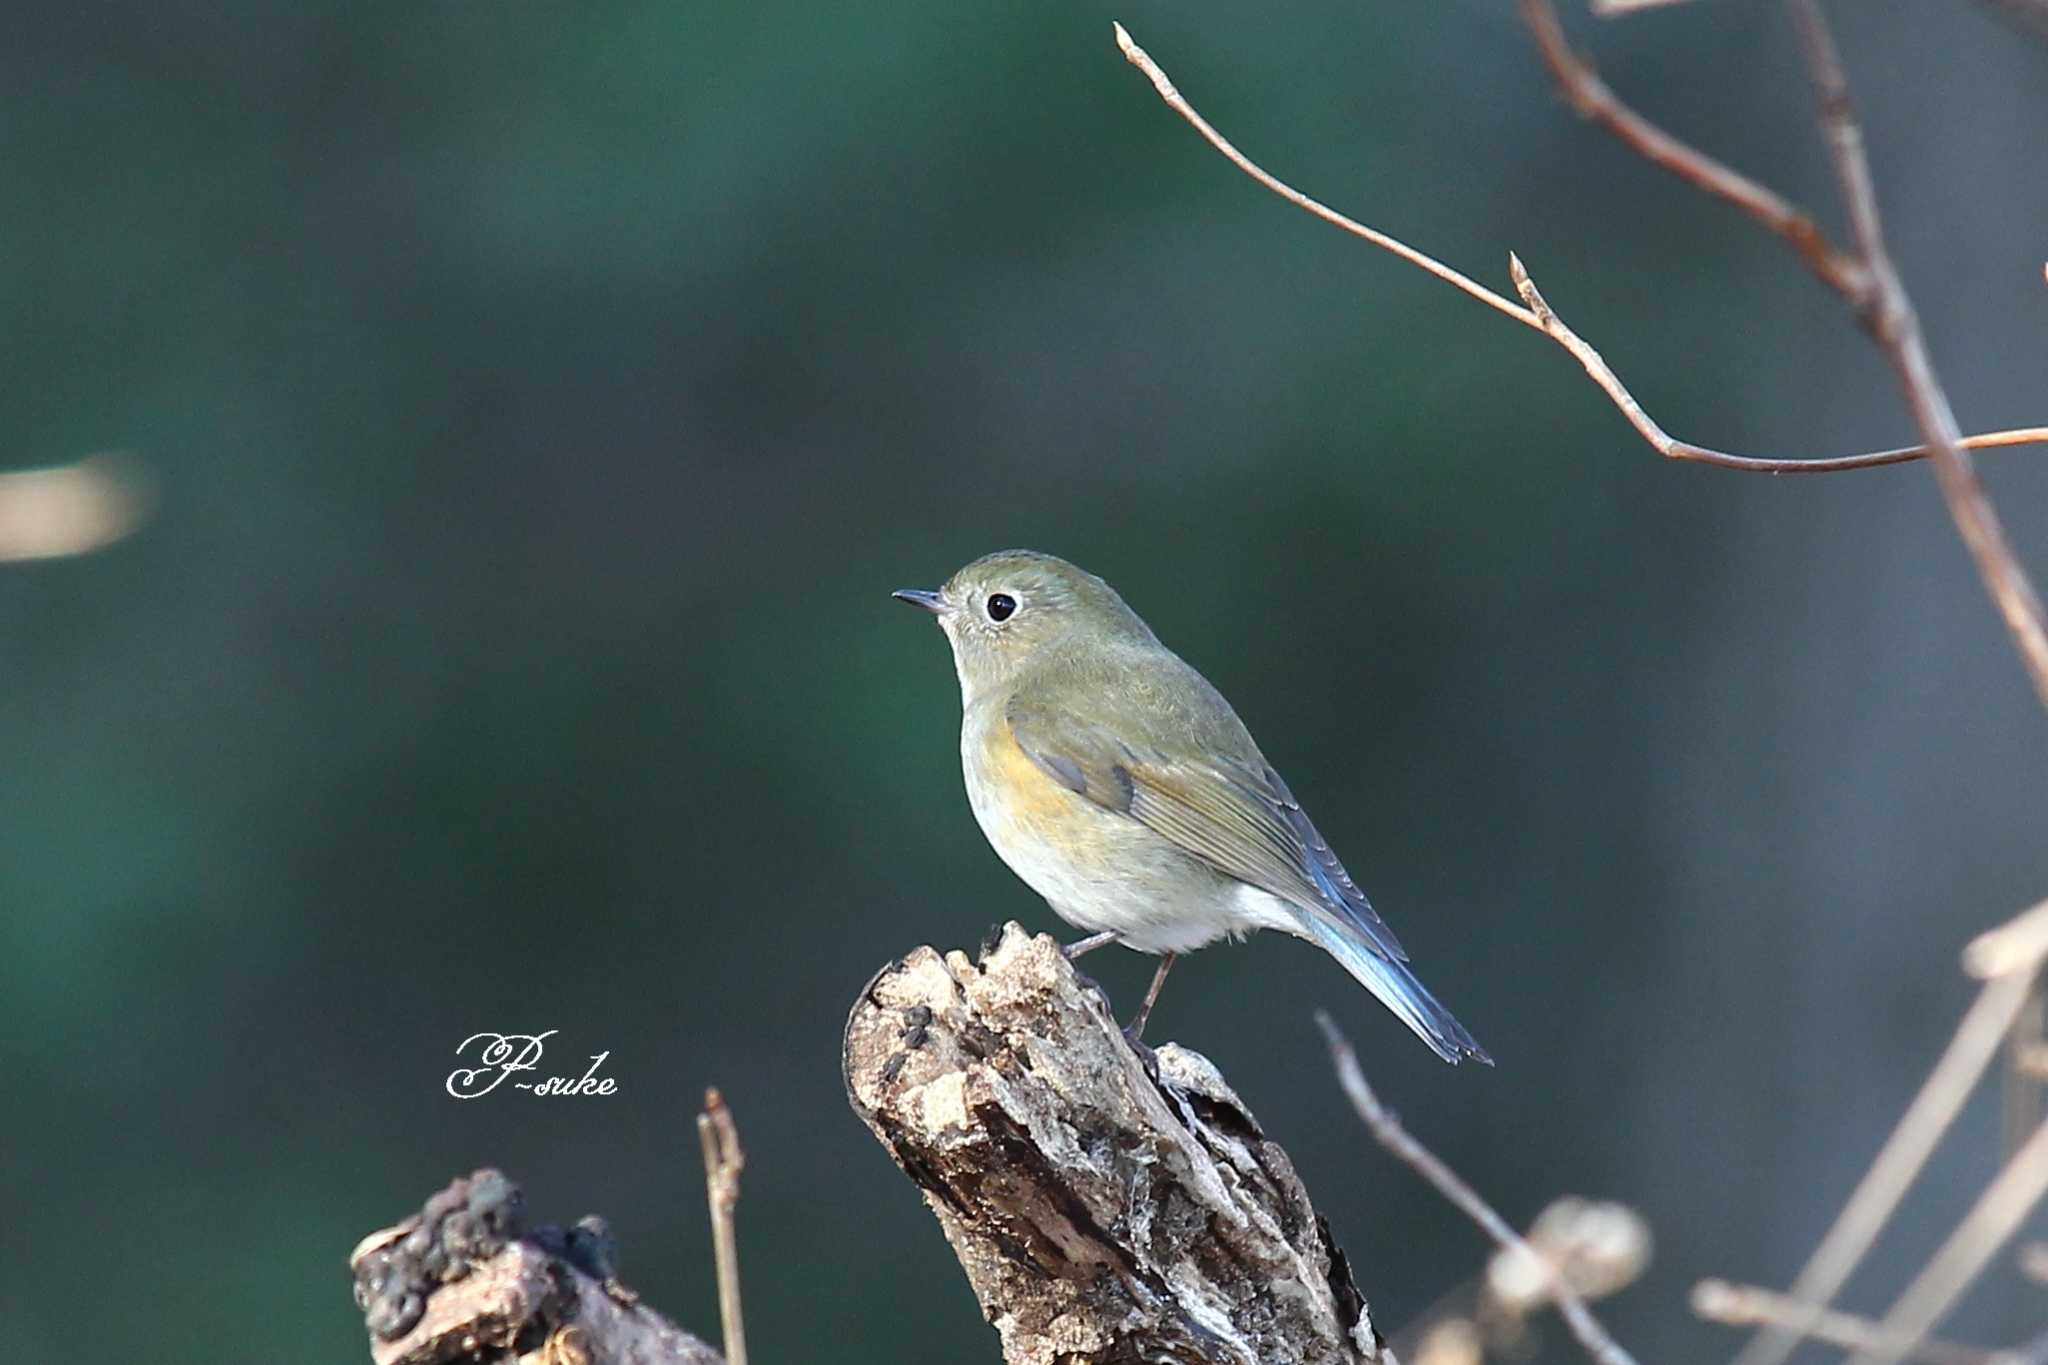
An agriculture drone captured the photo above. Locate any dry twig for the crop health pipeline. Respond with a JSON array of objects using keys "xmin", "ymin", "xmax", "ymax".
[
  {"xmin": 2004, "ymin": 983, "xmax": 2046, "ymax": 1157},
  {"xmin": 1786, "ymin": 0, "xmax": 2048, "ymax": 712},
  {"xmin": 1845, "ymin": 1116, "xmax": 2048, "ymax": 1365},
  {"xmin": 1528, "ymin": 0, "xmax": 2048, "ymax": 708},
  {"xmin": 1726, "ymin": 969, "xmax": 2037, "ymax": 1365},
  {"xmin": 697, "ymin": 1088, "xmax": 748, "ymax": 1365},
  {"xmin": 1317, "ymin": 1012, "xmax": 1640, "ymax": 1365},
  {"xmin": 1109, "ymin": 23, "xmax": 2048, "ymax": 477},
  {"xmin": 1116, "ymin": 8, "xmax": 2048, "ymax": 1353},
  {"xmin": 1693, "ymin": 1279, "xmax": 2008, "ymax": 1365},
  {"xmin": 1731, "ymin": 898, "xmax": 2048, "ymax": 1365},
  {"xmin": 1520, "ymin": 0, "xmax": 1866, "ymax": 301}
]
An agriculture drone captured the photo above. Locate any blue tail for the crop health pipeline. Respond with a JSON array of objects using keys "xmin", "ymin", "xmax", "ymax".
[{"xmin": 1300, "ymin": 915, "xmax": 1492, "ymax": 1065}]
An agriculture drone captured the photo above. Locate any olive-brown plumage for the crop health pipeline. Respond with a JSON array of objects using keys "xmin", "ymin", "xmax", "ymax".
[{"xmin": 896, "ymin": 550, "xmax": 1489, "ymax": 1063}]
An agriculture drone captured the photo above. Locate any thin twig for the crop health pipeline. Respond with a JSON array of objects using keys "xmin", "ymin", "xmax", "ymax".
[
  {"xmin": 1846, "ymin": 1115, "xmax": 2048, "ymax": 1365},
  {"xmin": 2005, "ymin": 982, "xmax": 2046, "ymax": 1159},
  {"xmin": 1729, "ymin": 968, "xmax": 2037, "ymax": 1365},
  {"xmin": 1109, "ymin": 23, "xmax": 2048, "ymax": 476},
  {"xmin": 1316, "ymin": 1012, "xmax": 1641, "ymax": 1365},
  {"xmin": 1520, "ymin": 0, "xmax": 1867, "ymax": 302},
  {"xmin": 697, "ymin": 1088, "xmax": 747, "ymax": 1365},
  {"xmin": 1693, "ymin": 1279, "xmax": 2013, "ymax": 1365},
  {"xmin": 1787, "ymin": 0, "xmax": 2048, "ymax": 713},
  {"xmin": 1113, "ymin": 22, "xmax": 1534, "ymax": 331}
]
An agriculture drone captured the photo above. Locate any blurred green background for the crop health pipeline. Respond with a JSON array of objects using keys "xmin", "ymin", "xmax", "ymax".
[{"xmin": 3, "ymin": 1, "xmax": 2046, "ymax": 1360}]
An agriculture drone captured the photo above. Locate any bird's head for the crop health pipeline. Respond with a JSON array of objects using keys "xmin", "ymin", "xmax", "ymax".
[{"xmin": 894, "ymin": 549, "xmax": 1151, "ymax": 705}]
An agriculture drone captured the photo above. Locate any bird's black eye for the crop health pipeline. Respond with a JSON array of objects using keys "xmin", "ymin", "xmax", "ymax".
[{"xmin": 985, "ymin": 593, "xmax": 1017, "ymax": 622}]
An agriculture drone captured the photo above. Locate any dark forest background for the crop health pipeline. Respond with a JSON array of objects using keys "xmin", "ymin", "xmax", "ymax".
[{"xmin": 3, "ymin": 2, "xmax": 2046, "ymax": 1360}]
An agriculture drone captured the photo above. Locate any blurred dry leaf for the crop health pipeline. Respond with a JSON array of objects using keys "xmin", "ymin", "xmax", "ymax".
[
  {"xmin": 1417, "ymin": 1317, "xmax": 1482, "ymax": 1365},
  {"xmin": 0, "ymin": 455, "xmax": 149, "ymax": 562},
  {"xmin": 1416, "ymin": 1316, "xmax": 1486, "ymax": 1365},
  {"xmin": 1489, "ymin": 1198, "xmax": 1653, "ymax": 1313}
]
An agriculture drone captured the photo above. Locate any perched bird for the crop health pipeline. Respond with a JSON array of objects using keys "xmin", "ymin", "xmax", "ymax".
[{"xmin": 895, "ymin": 549, "xmax": 1490, "ymax": 1064}]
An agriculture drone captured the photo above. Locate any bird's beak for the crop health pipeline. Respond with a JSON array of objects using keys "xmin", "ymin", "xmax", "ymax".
[{"xmin": 892, "ymin": 588, "xmax": 947, "ymax": 615}]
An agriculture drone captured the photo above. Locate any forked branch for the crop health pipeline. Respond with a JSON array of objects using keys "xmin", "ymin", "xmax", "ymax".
[
  {"xmin": 1785, "ymin": 0, "xmax": 2048, "ymax": 711},
  {"xmin": 1109, "ymin": 23, "xmax": 2048, "ymax": 478},
  {"xmin": 1693, "ymin": 1279, "xmax": 2008, "ymax": 1365},
  {"xmin": 1519, "ymin": 0, "xmax": 1869, "ymax": 304},
  {"xmin": 1724, "ymin": 969, "xmax": 2039, "ymax": 1365},
  {"xmin": 1722, "ymin": 899, "xmax": 2048, "ymax": 1365}
]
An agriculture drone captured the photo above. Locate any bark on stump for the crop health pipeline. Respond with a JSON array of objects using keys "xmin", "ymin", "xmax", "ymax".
[
  {"xmin": 845, "ymin": 922, "xmax": 1384, "ymax": 1365},
  {"xmin": 349, "ymin": 1172, "xmax": 723, "ymax": 1365}
]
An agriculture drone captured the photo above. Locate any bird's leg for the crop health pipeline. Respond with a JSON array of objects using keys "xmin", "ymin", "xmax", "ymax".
[
  {"xmin": 1124, "ymin": 953, "xmax": 1177, "ymax": 1041},
  {"xmin": 1062, "ymin": 930, "xmax": 1118, "ymax": 960}
]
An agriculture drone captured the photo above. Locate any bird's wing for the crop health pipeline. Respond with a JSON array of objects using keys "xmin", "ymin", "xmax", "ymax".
[{"xmin": 1006, "ymin": 697, "xmax": 1409, "ymax": 964}]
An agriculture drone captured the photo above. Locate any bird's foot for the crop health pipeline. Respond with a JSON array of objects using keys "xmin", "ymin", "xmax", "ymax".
[{"xmin": 1121, "ymin": 1023, "xmax": 1161, "ymax": 1082}]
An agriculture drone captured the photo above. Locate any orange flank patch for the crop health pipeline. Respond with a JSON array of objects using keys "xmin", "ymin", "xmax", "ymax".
[{"xmin": 984, "ymin": 717, "xmax": 1081, "ymax": 830}]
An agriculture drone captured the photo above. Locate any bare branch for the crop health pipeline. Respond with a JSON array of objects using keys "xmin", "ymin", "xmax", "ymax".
[
  {"xmin": 697, "ymin": 1088, "xmax": 748, "ymax": 1365},
  {"xmin": 2007, "ymin": 985, "xmax": 2048, "ymax": 1169},
  {"xmin": 1117, "ymin": 10, "xmax": 2048, "ymax": 1344},
  {"xmin": 1519, "ymin": 0, "xmax": 1868, "ymax": 302},
  {"xmin": 1109, "ymin": 23, "xmax": 2048, "ymax": 477},
  {"xmin": 1787, "ymin": 0, "xmax": 2048, "ymax": 711},
  {"xmin": 1112, "ymin": 22, "xmax": 1534, "ymax": 332},
  {"xmin": 1317, "ymin": 1012, "xmax": 1641, "ymax": 1365},
  {"xmin": 1846, "ymin": 1116, "xmax": 2048, "ymax": 1365},
  {"xmin": 1728, "ymin": 968, "xmax": 2037, "ymax": 1365},
  {"xmin": 1692, "ymin": 1280, "xmax": 2011, "ymax": 1365}
]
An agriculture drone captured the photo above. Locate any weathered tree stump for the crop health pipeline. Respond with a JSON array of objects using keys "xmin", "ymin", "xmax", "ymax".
[
  {"xmin": 349, "ymin": 1170, "xmax": 723, "ymax": 1365},
  {"xmin": 845, "ymin": 923, "xmax": 1385, "ymax": 1365}
]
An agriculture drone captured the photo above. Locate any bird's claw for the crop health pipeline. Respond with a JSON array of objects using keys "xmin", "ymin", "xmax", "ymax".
[{"xmin": 1121, "ymin": 1025, "xmax": 1160, "ymax": 1081}]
